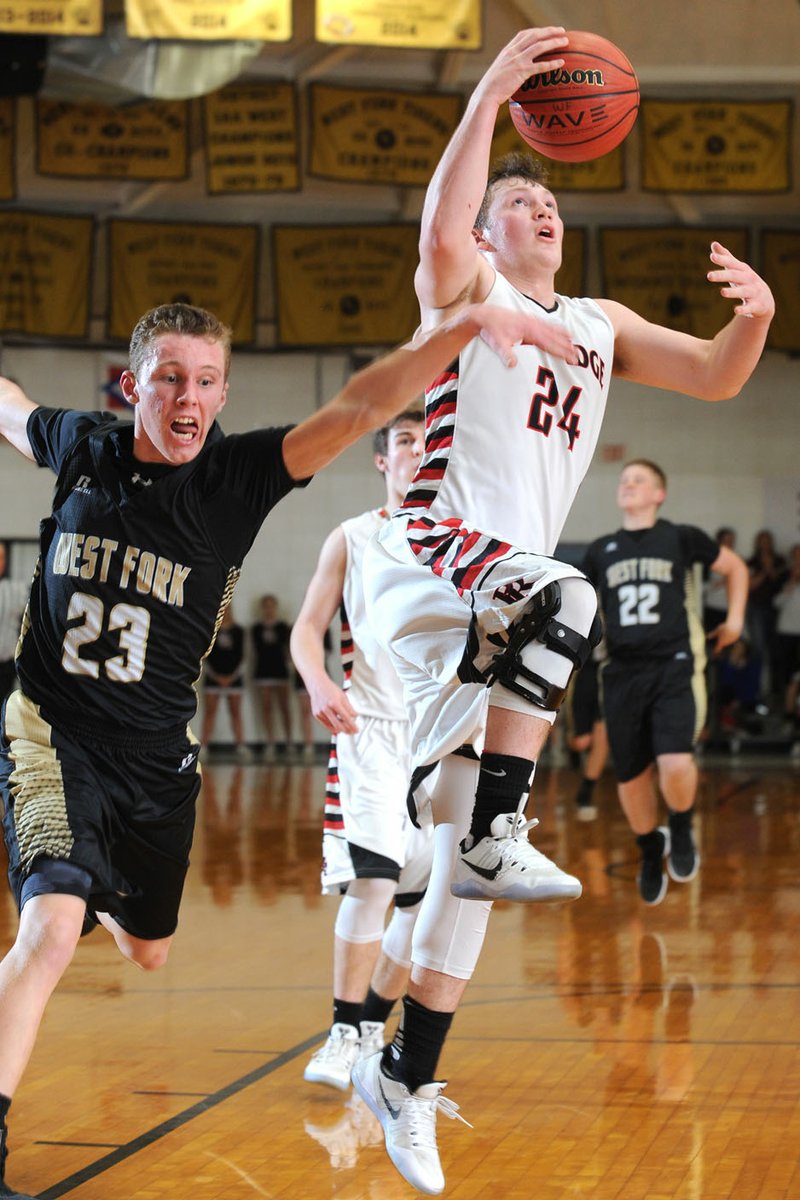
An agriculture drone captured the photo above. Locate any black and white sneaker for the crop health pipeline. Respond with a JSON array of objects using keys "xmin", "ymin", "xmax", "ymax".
[
  {"xmin": 637, "ymin": 826, "xmax": 670, "ymax": 905},
  {"xmin": 450, "ymin": 813, "xmax": 582, "ymax": 902},
  {"xmin": 667, "ymin": 811, "xmax": 700, "ymax": 882}
]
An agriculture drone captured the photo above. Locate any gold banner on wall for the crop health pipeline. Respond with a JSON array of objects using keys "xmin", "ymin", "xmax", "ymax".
[
  {"xmin": 126, "ymin": 0, "xmax": 290, "ymax": 39},
  {"xmin": 0, "ymin": 212, "xmax": 93, "ymax": 338},
  {"xmin": 274, "ymin": 224, "xmax": 419, "ymax": 347},
  {"xmin": 203, "ymin": 83, "xmax": 299, "ymax": 194},
  {"xmin": 315, "ymin": 0, "xmax": 480, "ymax": 49},
  {"xmin": 108, "ymin": 221, "xmax": 259, "ymax": 344},
  {"xmin": 309, "ymin": 84, "xmax": 461, "ymax": 185},
  {"xmin": 491, "ymin": 105, "xmax": 625, "ymax": 191},
  {"xmin": 641, "ymin": 100, "xmax": 791, "ymax": 193},
  {"xmin": 0, "ymin": 0, "xmax": 101, "ymax": 35},
  {"xmin": 600, "ymin": 227, "xmax": 749, "ymax": 337},
  {"xmin": 37, "ymin": 100, "xmax": 189, "ymax": 181},
  {"xmin": 556, "ymin": 229, "xmax": 587, "ymax": 298},
  {"xmin": 762, "ymin": 230, "xmax": 800, "ymax": 354},
  {"xmin": 0, "ymin": 98, "xmax": 16, "ymax": 202}
]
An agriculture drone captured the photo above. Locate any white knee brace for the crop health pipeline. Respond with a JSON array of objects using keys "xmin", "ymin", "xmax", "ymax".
[{"xmin": 334, "ymin": 876, "xmax": 397, "ymax": 945}]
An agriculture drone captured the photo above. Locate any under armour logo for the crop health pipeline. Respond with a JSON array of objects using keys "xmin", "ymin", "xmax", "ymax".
[
  {"xmin": 493, "ymin": 579, "xmax": 534, "ymax": 605},
  {"xmin": 131, "ymin": 473, "xmax": 153, "ymax": 487}
]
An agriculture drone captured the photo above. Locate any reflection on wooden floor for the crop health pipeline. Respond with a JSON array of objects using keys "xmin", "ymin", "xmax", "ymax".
[{"xmin": 2, "ymin": 755, "xmax": 799, "ymax": 1199}]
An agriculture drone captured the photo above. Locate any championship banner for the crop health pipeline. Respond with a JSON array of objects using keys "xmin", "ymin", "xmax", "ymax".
[
  {"xmin": 761, "ymin": 231, "xmax": 800, "ymax": 354},
  {"xmin": 641, "ymin": 100, "xmax": 791, "ymax": 193},
  {"xmin": 0, "ymin": 0, "xmax": 102, "ymax": 35},
  {"xmin": 315, "ymin": 0, "xmax": 481, "ymax": 49},
  {"xmin": 108, "ymin": 220, "xmax": 259, "ymax": 344},
  {"xmin": 600, "ymin": 227, "xmax": 749, "ymax": 338},
  {"xmin": 556, "ymin": 229, "xmax": 587, "ymax": 299},
  {"xmin": 0, "ymin": 212, "xmax": 93, "ymax": 338},
  {"xmin": 309, "ymin": 83, "xmax": 461, "ymax": 186},
  {"xmin": 0, "ymin": 99, "xmax": 16, "ymax": 202},
  {"xmin": 36, "ymin": 100, "xmax": 189, "ymax": 181},
  {"xmin": 273, "ymin": 224, "xmax": 419, "ymax": 347},
  {"xmin": 491, "ymin": 104, "xmax": 625, "ymax": 191},
  {"xmin": 203, "ymin": 83, "xmax": 299, "ymax": 194},
  {"xmin": 125, "ymin": 0, "xmax": 290, "ymax": 40}
]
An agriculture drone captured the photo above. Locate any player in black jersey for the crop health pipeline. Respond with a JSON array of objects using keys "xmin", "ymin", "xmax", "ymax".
[
  {"xmin": 583, "ymin": 460, "xmax": 749, "ymax": 905},
  {"xmin": 0, "ymin": 298, "xmax": 544, "ymax": 1199}
]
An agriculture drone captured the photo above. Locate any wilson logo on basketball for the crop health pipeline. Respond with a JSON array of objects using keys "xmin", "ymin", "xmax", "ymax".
[{"xmin": 518, "ymin": 69, "xmax": 605, "ymax": 91}]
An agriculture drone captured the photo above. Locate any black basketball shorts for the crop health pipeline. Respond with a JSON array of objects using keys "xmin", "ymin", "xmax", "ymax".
[
  {"xmin": 0, "ymin": 691, "xmax": 201, "ymax": 940},
  {"xmin": 601, "ymin": 655, "xmax": 702, "ymax": 784}
]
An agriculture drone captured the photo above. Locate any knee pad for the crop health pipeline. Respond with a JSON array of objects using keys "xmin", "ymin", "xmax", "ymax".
[
  {"xmin": 334, "ymin": 877, "xmax": 396, "ymax": 945},
  {"xmin": 487, "ymin": 579, "xmax": 601, "ymax": 714}
]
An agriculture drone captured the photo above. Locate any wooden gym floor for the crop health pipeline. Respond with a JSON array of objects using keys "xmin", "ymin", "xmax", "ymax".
[{"xmin": 1, "ymin": 754, "xmax": 799, "ymax": 1200}]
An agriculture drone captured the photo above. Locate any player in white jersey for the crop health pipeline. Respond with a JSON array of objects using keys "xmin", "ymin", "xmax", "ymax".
[
  {"xmin": 293, "ymin": 413, "xmax": 440, "ymax": 1096},
  {"xmin": 353, "ymin": 26, "xmax": 775, "ymax": 1196}
]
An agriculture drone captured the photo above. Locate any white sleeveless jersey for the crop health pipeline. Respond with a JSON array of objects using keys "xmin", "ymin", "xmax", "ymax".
[
  {"xmin": 340, "ymin": 508, "xmax": 407, "ymax": 719},
  {"xmin": 401, "ymin": 271, "xmax": 615, "ymax": 560}
]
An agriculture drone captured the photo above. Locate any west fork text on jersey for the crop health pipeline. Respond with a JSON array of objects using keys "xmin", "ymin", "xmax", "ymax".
[
  {"xmin": 605, "ymin": 558, "xmax": 675, "ymax": 588},
  {"xmin": 52, "ymin": 532, "xmax": 190, "ymax": 607}
]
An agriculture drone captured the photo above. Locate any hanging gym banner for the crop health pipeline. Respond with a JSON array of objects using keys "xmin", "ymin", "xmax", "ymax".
[
  {"xmin": 36, "ymin": 99, "xmax": 189, "ymax": 181},
  {"xmin": 308, "ymin": 83, "xmax": 461, "ymax": 185},
  {"xmin": 203, "ymin": 83, "xmax": 299, "ymax": 194},
  {"xmin": 0, "ymin": 211, "xmax": 93, "ymax": 338},
  {"xmin": 641, "ymin": 100, "xmax": 791, "ymax": 193},
  {"xmin": 0, "ymin": 0, "xmax": 102, "ymax": 35},
  {"xmin": 108, "ymin": 220, "xmax": 259, "ymax": 344},
  {"xmin": 600, "ymin": 227, "xmax": 749, "ymax": 338},
  {"xmin": 761, "ymin": 230, "xmax": 800, "ymax": 354},
  {"xmin": 555, "ymin": 229, "xmax": 587, "ymax": 299},
  {"xmin": 491, "ymin": 104, "xmax": 625, "ymax": 191},
  {"xmin": 315, "ymin": 0, "xmax": 481, "ymax": 49},
  {"xmin": 273, "ymin": 224, "xmax": 419, "ymax": 347},
  {"xmin": 0, "ymin": 99, "xmax": 16, "ymax": 202},
  {"xmin": 125, "ymin": 0, "xmax": 290, "ymax": 39}
]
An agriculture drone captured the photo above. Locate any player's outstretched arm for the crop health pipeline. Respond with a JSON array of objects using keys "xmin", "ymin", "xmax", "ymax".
[
  {"xmin": 282, "ymin": 302, "xmax": 578, "ymax": 481},
  {"xmin": 0, "ymin": 377, "xmax": 37, "ymax": 461},
  {"xmin": 290, "ymin": 525, "xmax": 358, "ymax": 735},
  {"xmin": 706, "ymin": 545, "xmax": 749, "ymax": 653},
  {"xmin": 601, "ymin": 242, "xmax": 775, "ymax": 401},
  {"xmin": 416, "ymin": 26, "xmax": 569, "ymax": 312}
]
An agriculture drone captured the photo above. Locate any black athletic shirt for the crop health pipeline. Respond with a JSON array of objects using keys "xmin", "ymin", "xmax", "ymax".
[
  {"xmin": 18, "ymin": 408, "xmax": 304, "ymax": 742},
  {"xmin": 582, "ymin": 519, "xmax": 719, "ymax": 661}
]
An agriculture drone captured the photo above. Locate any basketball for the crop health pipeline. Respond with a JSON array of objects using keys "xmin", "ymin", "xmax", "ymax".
[{"xmin": 508, "ymin": 30, "xmax": 639, "ymax": 163}]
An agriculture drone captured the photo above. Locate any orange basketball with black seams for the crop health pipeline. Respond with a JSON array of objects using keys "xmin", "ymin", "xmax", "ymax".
[{"xmin": 509, "ymin": 30, "xmax": 639, "ymax": 163}]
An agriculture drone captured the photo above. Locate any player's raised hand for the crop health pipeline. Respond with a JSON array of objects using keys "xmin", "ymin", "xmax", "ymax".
[
  {"xmin": 707, "ymin": 242, "xmax": 775, "ymax": 321},
  {"xmin": 476, "ymin": 27, "xmax": 569, "ymax": 106},
  {"xmin": 471, "ymin": 303, "xmax": 579, "ymax": 368}
]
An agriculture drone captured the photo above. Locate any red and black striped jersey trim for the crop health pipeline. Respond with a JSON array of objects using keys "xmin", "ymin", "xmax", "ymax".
[{"xmin": 401, "ymin": 359, "xmax": 458, "ymax": 512}]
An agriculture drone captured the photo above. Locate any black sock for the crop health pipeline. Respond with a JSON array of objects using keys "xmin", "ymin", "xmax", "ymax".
[
  {"xmin": 332, "ymin": 998, "xmax": 362, "ymax": 1032},
  {"xmin": 576, "ymin": 777, "xmax": 597, "ymax": 805},
  {"xmin": 381, "ymin": 995, "xmax": 454, "ymax": 1092},
  {"xmin": 361, "ymin": 987, "xmax": 396, "ymax": 1026},
  {"xmin": 668, "ymin": 807, "xmax": 693, "ymax": 832},
  {"xmin": 636, "ymin": 828, "xmax": 666, "ymax": 857},
  {"xmin": 469, "ymin": 753, "xmax": 535, "ymax": 841}
]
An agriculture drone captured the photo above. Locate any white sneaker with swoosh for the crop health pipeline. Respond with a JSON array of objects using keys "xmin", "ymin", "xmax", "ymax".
[
  {"xmin": 351, "ymin": 1051, "xmax": 470, "ymax": 1195},
  {"xmin": 451, "ymin": 812, "xmax": 582, "ymax": 902}
]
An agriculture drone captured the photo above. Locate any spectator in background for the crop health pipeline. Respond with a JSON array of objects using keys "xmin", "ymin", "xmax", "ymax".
[
  {"xmin": 0, "ymin": 541, "xmax": 28, "ymax": 707},
  {"xmin": 201, "ymin": 606, "xmax": 251, "ymax": 761},
  {"xmin": 746, "ymin": 530, "xmax": 786, "ymax": 705},
  {"xmin": 251, "ymin": 594, "xmax": 292, "ymax": 760},
  {"xmin": 774, "ymin": 544, "xmax": 800, "ymax": 735}
]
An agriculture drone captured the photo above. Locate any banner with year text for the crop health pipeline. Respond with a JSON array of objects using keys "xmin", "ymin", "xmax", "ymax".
[
  {"xmin": 641, "ymin": 100, "xmax": 791, "ymax": 193},
  {"xmin": 203, "ymin": 83, "xmax": 299, "ymax": 193},
  {"xmin": 125, "ymin": 0, "xmax": 290, "ymax": 39},
  {"xmin": 273, "ymin": 224, "xmax": 419, "ymax": 347},
  {"xmin": 761, "ymin": 230, "xmax": 800, "ymax": 354},
  {"xmin": 315, "ymin": 0, "xmax": 480, "ymax": 49},
  {"xmin": 600, "ymin": 227, "xmax": 749, "ymax": 337},
  {"xmin": 0, "ymin": 211, "xmax": 93, "ymax": 338},
  {"xmin": 37, "ymin": 99, "xmax": 189, "ymax": 181},
  {"xmin": 0, "ymin": 0, "xmax": 101, "ymax": 35},
  {"xmin": 0, "ymin": 99, "xmax": 16, "ymax": 202},
  {"xmin": 108, "ymin": 220, "xmax": 259, "ymax": 344},
  {"xmin": 309, "ymin": 83, "xmax": 460, "ymax": 185}
]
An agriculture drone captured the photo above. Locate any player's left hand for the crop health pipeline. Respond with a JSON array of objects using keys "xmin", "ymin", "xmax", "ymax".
[
  {"xmin": 707, "ymin": 242, "xmax": 775, "ymax": 321},
  {"xmin": 707, "ymin": 620, "xmax": 742, "ymax": 653},
  {"xmin": 471, "ymin": 303, "xmax": 580, "ymax": 368}
]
